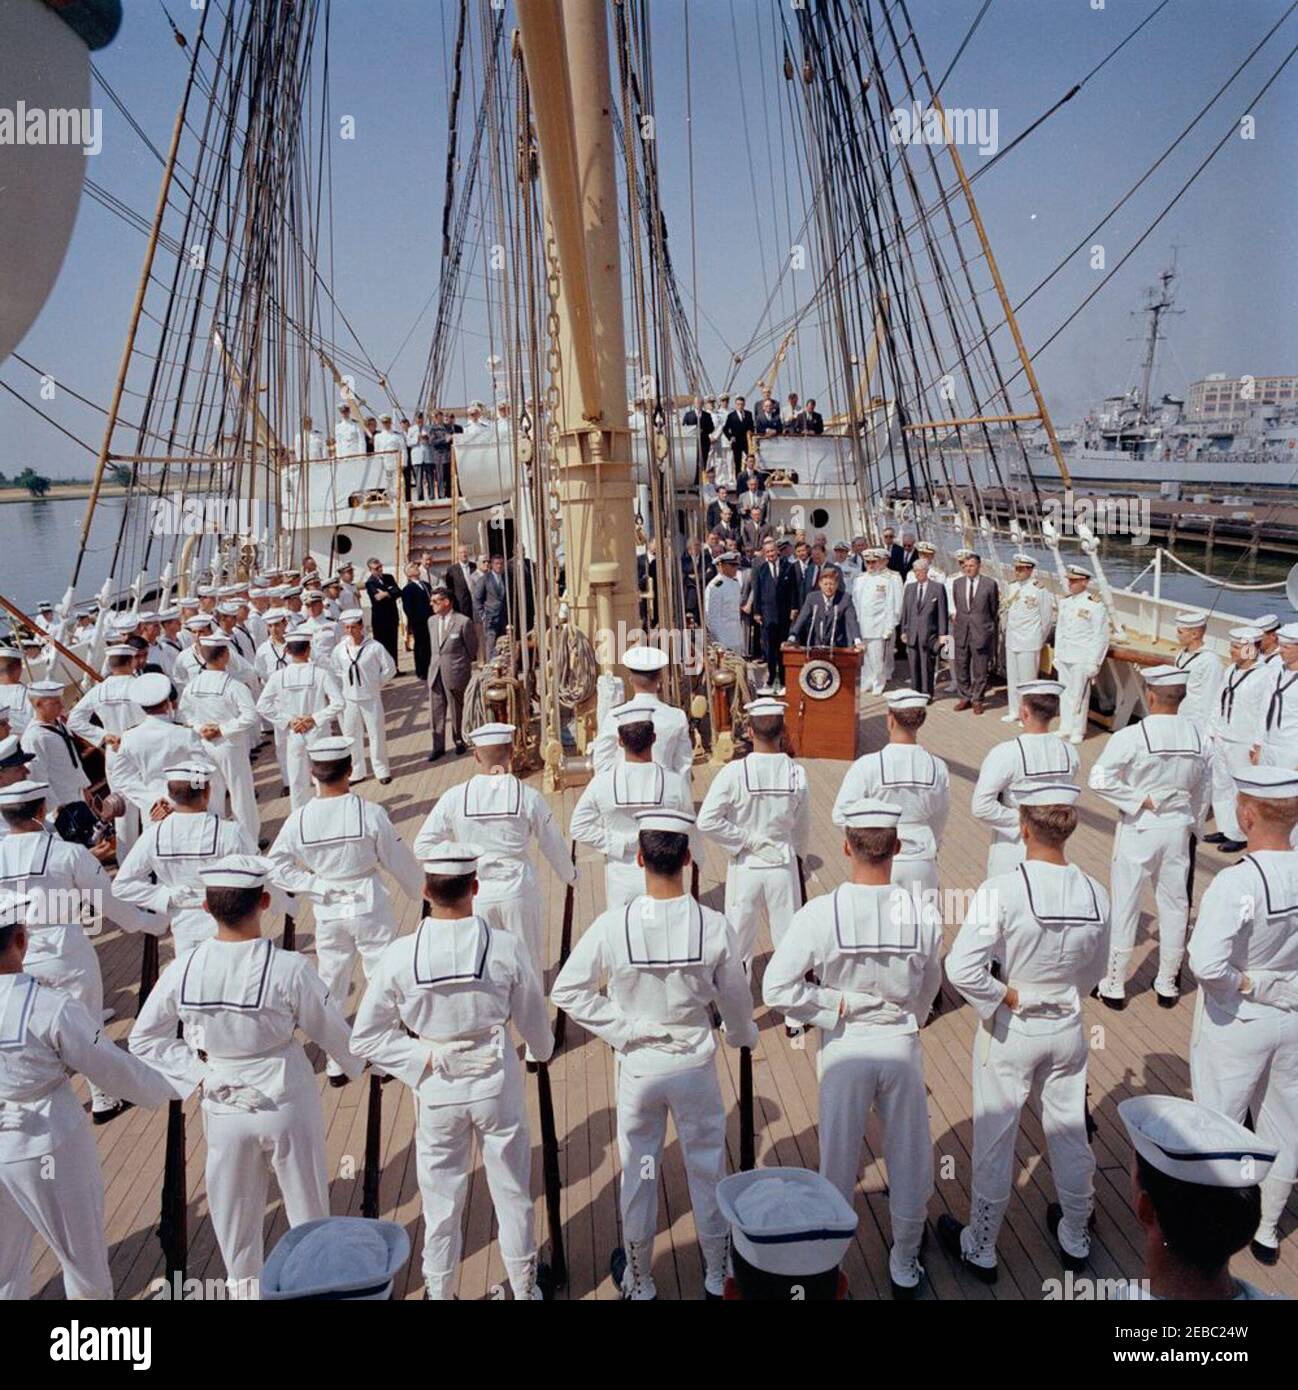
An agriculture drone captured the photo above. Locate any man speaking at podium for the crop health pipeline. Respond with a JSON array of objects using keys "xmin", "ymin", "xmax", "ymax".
[{"xmin": 789, "ymin": 566, "xmax": 861, "ymax": 649}]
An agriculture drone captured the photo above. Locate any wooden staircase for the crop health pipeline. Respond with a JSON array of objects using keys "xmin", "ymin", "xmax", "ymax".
[{"xmin": 404, "ymin": 498, "xmax": 455, "ymax": 575}]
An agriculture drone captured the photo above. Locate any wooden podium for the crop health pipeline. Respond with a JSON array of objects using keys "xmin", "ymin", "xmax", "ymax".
[{"xmin": 781, "ymin": 646, "xmax": 862, "ymax": 760}]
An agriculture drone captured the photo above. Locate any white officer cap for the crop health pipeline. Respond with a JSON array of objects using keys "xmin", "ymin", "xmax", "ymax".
[
  {"xmin": 0, "ymin": 779, "xmax": 50, "ymax": 807},
  {"xmin": 37, "ymin": 601, "xmax": 53, "ymax": 612},
  {"xmin": 1014, "ymin": 782, "xmax": 1081, "ymax": 807},
  {"xmin": 28, "ymin": 680, "xmax": 64, "ymax": 698},
  {"xmin": 131, "ymin": 672, "xmax": 173, "ymax": 706},
  {"xmin": 635, "ymin": 808, "xmax": 696, "ymax": 834},
  {"xmin": 469, "ymin": 722, "xmax": 515, "ymax": 747},
  {"xmin": 421, "ymin": 842, "xmax": 483, "ymax": 874},
  {"xmin": 308, "ymin": 737, "xmax": 354, "ymax": 763},
  {"xmin": 261, "ymin": 1216, "xmax": 411, "ymax": 1301},
  {"xmin": 282, "ymin": 585, "xmax": 303, "ymax": 599},
  {"xmin": 1278, "ymin": 622, "xmax": 1298, "ymax": 645},
  {"xmin": 199, "ymin": 855, "xmax": 272, "ymax": 890},
  {"xmin": 717, "ymin": 1167, "xmax": 858, "ymax": 1277},
  {"xmin": 832, "ymin": 540, "xmax": 849, "ymax": 552},
  {"xmin": 163, "ymin": 761, "xmax": 217, "ymax": 789},
  {"xmin": 0, "ymin": 736, "xmax": 33, "ymax": 769},
  {"xmin": 1012, "ymin": 553, "xmax": 1037, "ymax": 566},
  {"xmin": 339, "ymin": 608, "xmax": 365, "ymax": 624},
  {"xmin": 104, "ymin": 644, "xmax": 136, "ymax": 659},
  {"xmin": 838, "ymin": 798, "xmax": 903, "ymax": 828},
  {"xmin": 1018, "ymin": 679, "xmax": 1065, "ymax": 697},
  {"xmin": 885, "ymin": 688, "xmax": 930, "ymax": 710},
  {"xmin": 1142, "ymin": 663, "xmax": 1188, "ymax": 687},
  {"xmin": 266, "ymin": 585, "xmax": 290, "ymax": 600},
  {"xmin": 1175, "ymin": 609, "xmax": 1208, "ymax": 628},
  {"xmin": 864, "ymin": 547, "xmax": 887, "ymax": 561},
  {"xmin": 1253, "ymin": 613, "xmax": 1280, "ymax": 633},
  {"xmin": 718, "ymin": 551, "xmax": 741, "ymax": 564},
  {"xmin": 745, "ymin": 698, "xmax": 788, "ymax": 717},
  {"xmin": 184, "ymin": 616, "xmax": 213, "ymax": 632},
  {"xmin": 1232, "ymin": 766, "xmax": 1298, "ymax": 799},
  {"xmin": 953, "ymin": 548, "xmax": 974, "ymax": 561},
  {"xmin": 1120, "ymin": 1094, "xmax": 1275, "ymax": 1187},
  {"xmin": 0, "ymin": 646, "xmax": 20, "ymax": 660},
  {"xmin": 1228, "ymin": 627, "xmax": 1262, "ymax": 644},
  {"xmin": 303, "ymin": 590, "xmax": 324, "ymax": 603},
  {"xmin": 217, "ymin": 601, "xmax": 242, "ymax": 616},
  {"xmin": 1064, "ymin": 563, "xmax": 1091, "ymax": 580},
  {"xmin": 623, "ymin": 645, "xmax": 669, "ymax": 674}
]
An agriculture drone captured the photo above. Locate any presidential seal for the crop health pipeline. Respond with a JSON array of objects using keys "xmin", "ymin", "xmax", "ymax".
[{"xmin": 799, "ymin": 658, "xmax": 841, "ymax": 700}]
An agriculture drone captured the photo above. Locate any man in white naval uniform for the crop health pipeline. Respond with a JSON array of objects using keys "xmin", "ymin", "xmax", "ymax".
[
  {"xmin": 570, "ymin": 709, "xmax": 693, "ymax": 911},
  {"xmin": 217, "ymin": 601, "xmax": 259, "ymax": 670},
  {"xmin": 0, "ymin": 646, "xmax": 32, "ymax": 738},
  {"xmin": 1253, "ymin": 613, "xmax": 1282, "ymax": 667},
  {"xmin": 0, "ymin": 779, "xmax": 164, "ymax": 1123},
  {"xmin": 256, "ymin": 630, "xmax": 344, "ymax": 810},
  {"xmin": 331, "ymin": 609, "xmax": 396, "ymax": 785},
  {"xmin": 413, "ymin": 723, "xmax": 577, "ymax": 988},
  {"xmin": 337, "ymin": 562, "xmax": 361, "ymax": 616},
  {"xmin": 1052, "ymin": 564, "xmax": 1111, "ymax": 745},
  {"xmin": 1174, "ymin": 609, "xmax": 1225, "ymax": 738},
  {"xmin": 696, "ymin": 696, "xmax": 809, "ymax": 966},
  {"xmin": 831, "ymin": 689, "xmax": 949, "ymax": 903},
  {"xmin": 131, "ymin": 855, "xmax": 362, "ymax": 1295},
  {"xmin": 762, "ymin": 799, "xmax": 943, "ymax": 1297},
  {"xmin": 115, "ymin": 761, "xmax": 258, "ymax": 959},
  {"xmin": 0, "ymin": 901, "xmax": 173, "ymax": 1299},
  {"xmin": 852, "ymin": 550, "xmax": 900, "ymax": 695},
  {"xmin": 299, "ymin": 591, "xmax": 339, "ymax": 666},
  {"xmin": 333, "ymin": 401, "xmax": 367, "ymax": 460},
  {"xmin": 351, "ymin": 843, "xmax": 555, "ymax": 1300},
  {"xmin": 67, "ymin": 644, "xmax": 144, "ymax": 855},
  {"xmin": 20, "ymin": 681, "xmax": 95, "ymax": 846},
  {"xmin": 1187, "ymin": 765, "xmax": 1298, "ymax": 1267},
  {"xmin": 1206, "ymin": 627, "xmax": 1270, "ymax": 854},
  {"xmin": 268, "ymin": 738, "xmax": 422, "ymax": 1085},
  {"xmin": 372, "ymin": 413, "xmax": 408, "ymax": 499},
  {"xmin": 1254, "ymin": 622, "xmax": 1298, "ymax": 771},
  {"xmin": 173, "ymin": 615, "xmax": 257, "ymax": 691},
  {"xmin": 591, "ymin": 645, "xmax": 694, "ymax": 780},
  {"xmin": 703, "ymin": 551, "xmax": 743, "ymax": 654},
  {"xmin": 941, "ymin": 782, "xmax": 1110, "ymax": 1281},
  {"xmin": 971, "ymin": 679, "xmax": 1079, "ymax": 876},
  {"xmin": 1000, "ymin": 554, "xmax": 1054, "ymax": 721},
  {"xmin": 254, "ymin": 607, "xmax": 292, "ymax": 792},
  {"xmin": 178, "ymin": 635, "xmax": 261, "ymax": 837},
  {"xmin": 1088, "ymin": 665, "xmax": 1211, "ymax": 1008},
  {"xmin": 552, "ymin": 809, "xmax": 757, "ymax": 1300}
]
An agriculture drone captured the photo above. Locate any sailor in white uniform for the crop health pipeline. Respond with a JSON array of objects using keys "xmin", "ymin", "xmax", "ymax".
[
  {"xmin": 171, "ymin": 615, "xmax": 215, "ymax": 687},
  {"xmin": 591, "ymin": 645, "xmax": 694, "ymax": 780},
  {"xmin": 299, "ymin": 591, "xmax": 339, "ymax": 665},
  {"xmin": 1207, "ymin": 627, "xmax": 1271, "ymax": 853},
  {"xmin": 0, "ymin": 779, "xmax": 164, "ymax": 1122},
  {"xmin": 1256, "ymin": 622, "xmax": 1298, "ymax": 771},
  {"xmin": 703, "ymin": 551, "xmax": 743, "ymax": 654},
  {"xmin": 337, "ymin": 563, "xmax": 361, "ymax": 616},
  {"xmin": 178, "ymin": 634, "xmax": 261, "ymax": 836},
  {"xmin": 570, "ymin": 707, "xmax": 693, "ymax": 911},
  {"xmin": 0, "ymin": 901, "xmax": 173, "ymax": 1300},
  {"xmin": 217, "ymin": 601, "xmax": 258, "ymax": 669},
  {"xmin": 350, "ymin": 843, "xmax": 554, "ymax": 1300},
  {"xmin": 115, "ymin": 761, "xmax": 258, "ymax": 959},
  {"xmin": 331, "ymin": 609, "xmax": 395, "ymax": 785},
  {"xmin": 19, "ymin": 681, "xmax": 93, "ymax": 842},
  {"xmin": 148, "ymin": 609, "xmax": 182, "ymax": 675},
  {"xmin": 1174, "ymin": 609, "xmax": 1225, "ymax": 737},
  {"xmin": 696, "ymin": 696, "xmax": 809, "ymax": 964},
  {"xmin": 852, "ymin": 549, "xmax": 901, "ymax": 695},
  {"xmin": 254, "ymin": 607, "xmax": 292, "ymax": 789},
  {"xmin": 268, "ymin": 737, "xmax": 422, "ymax": 1084},
  {"xmin": 333, "ymin": 402, "xmax": 367, "ymax": 460},
  {"xmin": 413, "ymin": 723, "xmax": 577, "ymax": 986},
  {"xmin": 1254, "ymin": 613, "xmax": 1282, "ymax": 668},
  {"xmin": 941, "ymin": 782, "xmax": 1110, "ymax": 1281},
  {"xmin": 831, "ymin": 689, "xmax": 949, "ymax": 904},
  {"xmin": 1089, "ymin": 664, "xmax": 1211, "ymax": 1007},
  {"xmin": 66, "ymin": 643, "xmax": 145, "ymax": 854},
  {"xmin": 0, "ymin": 646, "xmax": 31, "ymax": 738},
  {"xmin": 551, "ymin": 809, "xmax": 757, "ymax": 1300},
  {"xmin": 256, "ymin": 629, "xmax": 345, "ymax": 810},
  {"xmin": 1051, "ymin": 564, "xmax": 1111, "ymax": 745},
  {"xmin": 130, "ymin": 855, "xmax": 362, "ymax": 1294},
  {"xmin": 971, "ymin": 679, "xmax": 1079, "ymax": 876},
  {"xmin": 762, "ymin": 800, "xmax": 942, "ymax": 1296},
  {"xmin": 1187, "ymin": 765, "xmax": 1298, "ymax": 1266},
  {"xmin": 1000, "ymin": 554, "xmax": 1054, "ymax": 720},
  {"xmin": 111, "ymin": 672, "xmax": 226, "ymax": 824}
]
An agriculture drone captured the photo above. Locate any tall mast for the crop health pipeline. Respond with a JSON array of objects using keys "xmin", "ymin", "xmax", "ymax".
[{"xmin": 1137, "ymin": 262, "xmax": 1176, "ymax": 420}]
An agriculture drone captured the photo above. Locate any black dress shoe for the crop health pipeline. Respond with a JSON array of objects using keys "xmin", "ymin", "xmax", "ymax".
[
  {"xmin": 1251, "ymin": 1238, "xmax": 1280, "ymax": 1267},
  {"xmin": 1155, "ymin": 990, "xmax": 1179, "ymax": 1010},
  {"xmin": 533, "ymin": 1262, "xmax": 554, "ymax": 1301},
  {"xmin": 1203, "ymin": 831, "xmax": 1226, "ymax": 844},
  {"xmin": 1218, "ymin": 839, "xmax": 1247, "ymax": 854},
  {"xmin": 92, "ymin": 1100, "xmax": 133, "ymax": 1126},
  {"xmin": 936, "ymin": 1213, "xmax": 997, "ymax": 1284},
  {"xmin": 1090, "ymin": 987, "xmax": 1126, "ymax": 1011},
  {"xmin": 454, "ymin": 741, "xmax": 467, "ymax": 755},
  {"xmin": 281, "ymin": 786, "xmax": 290, "ymax": 797},
  {"xmin": 258, "ymin": 837, "xmax": 270, "ymax": 850},
  {"xmin": 1046, "ymin": 1202, "xmax": 1089, "ymax": 1274},
  {"xmin": 427, "ymin": 750, "xmax": 444, "ymax": 763},
  {"xmin": 890, "ymin": 1275, "xmax": 922, "ymax": 1300},
  {"xmin": 379, "ymin": 776, "xmax": 392, "ymax": 785},
  {"xmin": 328, "ymin": 1071, "xmax": 351, "ymax": 1088}
]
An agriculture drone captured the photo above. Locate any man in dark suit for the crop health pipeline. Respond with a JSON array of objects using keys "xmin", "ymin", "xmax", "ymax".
[
  {"xmin": 900, "ymin": 557, "xmax": 948, "ymax": 696},
  {"xmin": 427, "ymin": 585, "xmax": 478, "ymax": 759},
  {"xmin": 723, "ymin": 395, "xmax": 755, "ymax": 475},
  {"xmin": 950, "ymin": 552, "xmax": 999, "ymax": 713},
  {"xmin": 784, "ymin": 392, "xmax": 804, "ymax": 434},
  {"xmin": 790, "ymin": 539, "xmax": 820, "ymax": 606},
  {"xmin": 745, "ymin": 537, "xmax": 797, "ymax": 689},
  {"xmin": 681, "ymin": 538, "xmax": 713, "ymax": 626},
  {"xmin": 754, "ymin": 396, "xmax": 783, "ymax": 437},
  {"xmin": 736, "ymin": 471, "xmax": 766, "ymax": 521},
  {"xmin": 789, "ymin": 565, "xmax": 860, "ymax": 647},
  {"xmin": 707, "ymin": 485, "xmax": 735, "ymax": 532},
  {"xmin": 444, "ymin": 543, "xmax": 477, "ymax": 619},
  {"xmin": 888, "ymin": 529, "xmax": 919, "ymax": 578},
  {"xmin": 400, "ymin": 562, "xmax": 433, "ymax": 681},
  {"xmin": 363, "ymin": 557, "xmax": 402, "ymax": 673},
  {"xmin": 480, "ymin": 554, "xmax": 509, "ymax": 660},
  {"xmin": 740, "ymin": 506, "xmax": 773, "ymax": 557},
  {"xmin": 802, "ymin": 398, "xmax": 824, "ymax": 435},
  {"xmin": 682, "ymin": 396, "xmax": 714, "ymax": 477}
]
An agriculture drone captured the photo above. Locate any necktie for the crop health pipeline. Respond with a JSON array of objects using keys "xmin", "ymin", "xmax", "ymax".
[
  {"xmin": 1266, "ymin": 673, "xmax": 1296, "ymax": 731},
  {"xmin": 918, "ymin": 582, "xmax": 926, "ymax": 605},
  {"xmin": 967, "ymin": 578, "xmax": 974, "ymax": 607},
  {"xmin": 49, "ymin": 720, "xmax": 81, "ymax": 771}
]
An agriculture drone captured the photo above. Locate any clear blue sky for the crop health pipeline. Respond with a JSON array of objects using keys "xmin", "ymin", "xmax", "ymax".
[{"xmin": 4, "ymin": 0, "xmax": 1296, "ymax": 476}]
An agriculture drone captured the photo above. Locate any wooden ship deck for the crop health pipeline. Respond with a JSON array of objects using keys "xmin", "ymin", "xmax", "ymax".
[{"xmin": 33, "ymin": 671, "xmax": 1296, "ymax": 1302}]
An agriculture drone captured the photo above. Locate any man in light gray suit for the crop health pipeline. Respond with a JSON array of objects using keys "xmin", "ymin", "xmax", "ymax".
[
  {"xmin": 900, "ymin": 556, "xmax": 948, "ymax": 696},
  {"xmin": 427, "ymin": 584, "xmax": 478, "ymax": 761},
  {"xmin": 949, "ymin": 552, "xmax": 999, "ymax": 713},
  {"xmin": 479, "ymin": 554, "xmax": 509, "ymax": 660}
]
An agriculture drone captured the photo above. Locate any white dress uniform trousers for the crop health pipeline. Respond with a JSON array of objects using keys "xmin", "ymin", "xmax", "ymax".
[
  {"xmin": 1052, "ymin": 590, "xmax": 1111, "ymax": 742},
  {"xmin": 970, "ymin": 732, "xmax": 1079, "ymax": 876},
  {"xmin": 331, "ymin": 638, "xmax": 396, "ymax": 781},
  {"xmin": 852, "ymin": 572, "xmax": 900, "ymax": 693},
  {"xmin": 178, "ymin": 669, "xmax": 260, "ymax": 832},
  {"xmin": 1002, "ymin": 580, "xmax": 1054, "ymax": 713},
  {"xmin": 255, "ymin": 663, "xmax": 345, "ymax": 809},
  {"xmin": 1210, "ymin": 663, "xmax": 1271, "ymax": 841}
]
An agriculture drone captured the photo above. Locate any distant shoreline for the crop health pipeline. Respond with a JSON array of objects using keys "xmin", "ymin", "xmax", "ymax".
[{"xmin": 0, "ymin": 484, "xmax": 127, "ymax": 506}]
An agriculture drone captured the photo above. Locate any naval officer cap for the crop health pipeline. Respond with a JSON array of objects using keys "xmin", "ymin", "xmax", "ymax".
[
  {"xmin": 0, "ymin": 736, "xmax": 33, "ymax": 770},
  {"xmin": 1175, "ymin": 609, "xmax": 1208, "ymax": 628},
  {"xmin": 308, "ymin": 736, "xmax": 354, "ymax": 763},
  {"xmin": 838, "ymin": 798, "xmax": 903, "ymax": 828},
  {"xmin": 199, "ymin": 855, "xmax": 273, "ymax": 890},
  {"xmin": 0, "ymin": 779, "xmax": 50, "ymax": 807},
  {"xmin": 303, "ymin": 590, "xmax": 324, "ymax": 603},
  {"xmin": 163, "ymin": 761, "xmax": 217, "ymax": 789},
  {"xmin": 1231, "ymin": 766, "xmax": 1298, "ymax": 799},
  {"xmin": 469, "ymin": 722, "xmax": 514, "ymax": 747},
  {"xmin": 623, "ymin": 645, "xmax": 669, "ymax": 674},
  {"xmin": 1142, "ymin": 663, "xmax": 1188, "ymax": 687},
  {"xmin": 1012, "ymin": 553, "xmax": 1037, "ymax": 567},
  {"xmin": 718, "ymin": 550, "xmax": 741, "ymax": 564},
  {"xmin": 717, "ymin": 1167, "xmax": 858, "ymax": 1278},
  {"xmin": 832, "ymin": 540, "xmax": 850, "ymax": 552},
  {"xmin": 421, "ymin": 842, "xmax": 483, "ymax": 874},
  {"xmin": 28, "ymin": 681, "xmax": 65, "ymax": 698},
  {"xmin": 1015, "ymin": 782, "xmax": 1082, "ymax": 807},
  {"xmin": 1228, "ymin": 626, "xmax": 1263, "ymax": 644},
  {"xmin": 1018, "ymin": 679, "xmax": 1065, "ymax": 697},
  {"xmin": 261, "ymin": 1216, "xmax": 411, "ymax": 1301},
  {"xmin": 339, "ymin": 608, "xmax": 365, "ymax": 624},
  {"xmin": 1278, "ymin": 622, "xmax": 1298, "ymax": 645},
  {"xmin": 131, "ymin": 672, "xmax": 173, "ymax": 706},
  {"xmin": 915, "ymin": 541, "xmax": 936, "ymax": 554},
  {"xmin": 745, "ymin": 697, "xmax": 788, "ymax": 717},
  {"xmin": 1064, "ymin": 563, "xmax": 1092, "ymax": 579},
  {"xmin": 1120, "ymin": 1094, "xmax": 1275, "ymax": 1187},
  {"xmin": 1253, "ymin": 613, "xmax": 1280, "ymax": 633},
  {"xmin": 37, "ymin": 601, "xmax": 53, "ymax": 612},
  {"xmin": 635, "ymin": 808, "xmax": 696, "ymax": 833}
]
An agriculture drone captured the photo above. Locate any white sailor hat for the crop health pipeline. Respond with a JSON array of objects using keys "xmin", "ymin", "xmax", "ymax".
[
  {"xmin": 266, "ymin": 585, "xmax": 291, "ymax": 599},
  {"xmin": 131, "ymin": 672, "xmax": 173, "ymax": 706},
  {"xmin": 282, "ymin": 585, "xmax": 303, "ymax": 599},
  {"xmin": 28, "ymin": 681, "xmax": 64, "ymax": 698},
  {"xmin": 178, "ymin": 595, "xmax": 199, "ymax": 608},
  {"xmin": 217, "ymin": 601, "xmax": 242, "ymax": 616},
  {"xmin": 0, "ymin": 779, "xmax": 49, "ymax": 807},
  {"xmin": 421, "ymin": 842, "xmax": 483, "ymax": 874},
  {"xmin": 885, "ymin": 688, "xmax": 930, "ymax": 710},
  {"xmin": 838, "ymin": 798, "xmax": 903, "ymax": 828},
  {"xmin": 308, "ymin": 737, "xmax": 354, "ymax": 763},
  {"xmin": 249, "ymin": 578, "xmax": 269, "ymax": 591},
  {"xmin": 303, "ymin": 590, "xmax": 324, "ymax": 603},
  {"xmin": 635, "ymin": 808, "xmax": 696, "ymax": 834},
  {"xmin": 36, "ymin": 601, "xmax": 53, "ymax": 612},
  {"xmin": 623, "ymin": 645, "xmax": 669, "ymax": 674},
  {"xmin": 1278, "ymin": 622, "xmax": 1298, "ymax": 645},
  {"xmin": 717, "ymin": 1167, "xmax": 858, "ymax": 1278},
  {"xmin": 0, "ymin": 646, "xmax": 20, "ymax": 660},
  {"xmin": 217, "ymin": 584, "xmax": 243, "ymax": 597},
  {"xmin": 1119, "ymin": 1094, "xmax": 1275, "ymax": 1187},
  {"xmin": 1142, "ymin": 663, "xmax": 1188, "ymax": 687},
  {"xmin": 1012, "ymin": 553, "xmax": 1037, "ymax": 566},
  {"xmin": 199, "ymin": 855, "xmax": 273, "ymax": 890},
  {"xmin": 339, "ymin": 608, "xmax": 365, "ymax": 624},
  {"xmin": 261, "ymin": 1216, "xmax": 411, "ymax": 1301},
  {"xmin": 199, "ymin": 634, "xmax": 232, "ymax": 649},
  {"xmin": 1014, "ymin": 782, "xmax": 1081, "ymax": 807},
  {"xmin": 196, "ymin": 584, "xmax": 216, "ymax": 598},
  {"xmin": 832, "ymin": 540, "xmax": 850, "ymax": 551},
  {"xmin": 184, "ymin": 616, "xmax": 213, "ymax": 632},
  {"xmin": 1175, "ymin": 609, "xmax": 1208, "ymax": 628},
  {"xmin": 613, "ymin": 699, "xmax": 659, "ymax": 724},
  {"xmin": 157, "ymin": 608, "xmax": 180, "ymax": 621},
  {"xmin": 163, "ymin": 761, "xmax": 217, "ymax": 789},
  {"xmin": 1231, "ymin": 766, "xmax": 1298, "ymax": 799},
  {"xmin": 262, "ymin": 608, "xmax": 290, "ymax": 626},
  {"xmin": 468, "ymin": 722, "xmax": 515, "ymax": 747},
  {"xmin": 104, "ymin": 645, "xmax": 136, "ymax": 659},
  {"xmin": 323, "ymin": 576, "xmax": 343, "ymax": 588},
  {"xmin": 1253, "ymin": 613, "xmax": 1280, "ymax": 633},
  {"xmin": 138, "ymin": 611, "xmax": 160, "ymax": 623},
  {"xmin": 109, "ymin": 615, "xmax": 139, "ymax": 634},
  {"xmin": 284, "ymin": 629, "xmax": 313, "ymax": 645},
  {"xmin": 745, "ymin": 697, "xmax": 788, "ymax": 717},
  {"xmin": 1228, "ymin": 626, "xmax": 1263, "ymax": 644},
  {"xmin": 0, "ymin": 736, "xmax": 33, "ymax": 769},
  {"xmin": 1018, "ymin": 679, "xmax": 1065, "ymax": 697}
]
